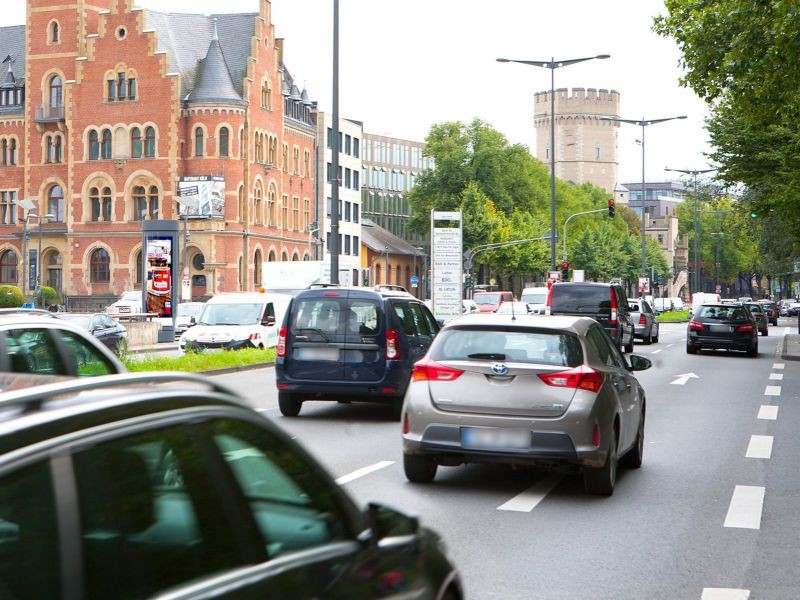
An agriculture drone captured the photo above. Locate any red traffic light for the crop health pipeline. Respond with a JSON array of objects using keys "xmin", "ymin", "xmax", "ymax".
[{"xmin": 607, "ymin": 197, "xmax": 616, "ymax": 217}]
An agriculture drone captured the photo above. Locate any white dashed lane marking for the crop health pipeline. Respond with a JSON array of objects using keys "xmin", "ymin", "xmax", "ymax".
[
  {"xmin": 701, "ymin": 588, "xmax": 750, "ymax": 600},
  {"xmin": 724, "ymin": 485, "xmax": 765, "ymax": 529},
  {"xmin": 651, "ymin": 349, "xmax": 662, "ymax": 354},
  {"xmin": 769, "ymin": 373, "xmax": 784, "ymax": 381},
  {"xmin": 335, "ymin": 461, "xmax": 394, "ymax": 485},
  {"xmin": 773, "ymin": 363, "xmax": 784, "ymax": 369},
  {"xmin": 757, "ymin": 405, "xmax": 779, "ymax": 420},
  {"xmin": 764, "ymin": 385, "xmax": 781, "ymax": 396},
  {"xmin": 497, "ymin": 474, "xmax": 562, "ymax": 512},
  {"xmin": 745, "ymin": 435, "xmax": 773, "ymax": 459}
]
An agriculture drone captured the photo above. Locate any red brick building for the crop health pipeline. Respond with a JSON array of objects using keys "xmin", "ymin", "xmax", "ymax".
[{"xmin": 0, "ymin": 0, "xmax": 316, "ymax": 307}]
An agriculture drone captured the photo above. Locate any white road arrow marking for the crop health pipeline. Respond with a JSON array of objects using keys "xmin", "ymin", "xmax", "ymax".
[{"xmin": 670, "ymin": 372, "xmax": 699, "ymax": 385}]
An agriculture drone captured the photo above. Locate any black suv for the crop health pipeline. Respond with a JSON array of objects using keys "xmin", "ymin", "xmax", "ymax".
[
  {"xmin": 275, "ymin": 285, "xmax": 440, "ymax": 418},
  {"xmin": 546, "ymin": 282, "xmax": 636, "ymax": 352},
  {"xmin": 0, "ymin": 372, "xmax": 462, "ymax": 599}
]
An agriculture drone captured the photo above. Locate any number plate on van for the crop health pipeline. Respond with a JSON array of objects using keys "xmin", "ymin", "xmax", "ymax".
[{"xmin": 296, "ymin": 347, "xmax": 339, "ymax": 361}]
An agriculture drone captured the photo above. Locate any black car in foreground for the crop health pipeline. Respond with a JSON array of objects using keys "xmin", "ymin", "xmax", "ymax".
[
  {"xmin": 0, "ymin": 372, "xmax": 462, "ymax": 599},
  {"xmin": 686, "ymin": 302, "xmax": 758, "ymax": 356}
]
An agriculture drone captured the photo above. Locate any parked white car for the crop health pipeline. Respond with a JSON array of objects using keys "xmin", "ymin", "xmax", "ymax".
[{"xmin": 105, "ymin": 291, "xmax": 142, "ymax": 315}]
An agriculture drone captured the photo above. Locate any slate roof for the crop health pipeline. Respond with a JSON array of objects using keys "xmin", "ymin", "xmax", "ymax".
[
  {"xmin": 186, "ymin": 20, "xmax": 245, "ymax": 105},
  {"xmin": 361, "ymin": 219, "xmax": 424, "ymax": 256},
  {"xmin": 143, "ymin": 10, "xmax": 256, "ymax": 102},
  {"xmin": 0, "ymin": 26, "xmax": 26, "ymax": 86}
]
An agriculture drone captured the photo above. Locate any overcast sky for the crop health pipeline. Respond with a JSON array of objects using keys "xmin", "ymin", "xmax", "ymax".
[{"xmin": 2, "ymin": 0, "xmax": 715, "ymax": 184}]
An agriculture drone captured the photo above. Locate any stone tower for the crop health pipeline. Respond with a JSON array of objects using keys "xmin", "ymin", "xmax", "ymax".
[{"xmin": 533, "ymin": 87, "xmax": 620, "ymax": 193}]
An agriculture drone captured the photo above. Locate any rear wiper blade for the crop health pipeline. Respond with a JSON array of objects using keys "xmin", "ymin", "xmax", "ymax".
[
  {"xmin": 467, "ymin": 352, "xmax": 507, "ymax": 360},
  {"xmin": 296, "ymin": 327, "xmax": 330, "ymax": 341}
]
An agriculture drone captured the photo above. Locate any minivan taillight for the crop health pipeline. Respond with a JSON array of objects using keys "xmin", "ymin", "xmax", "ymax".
[
  {"xmin": 411, "ymin": 357, "xmax": 463, "ymax": 382},
  {"xmin": 276, "ymin": 327, "xmax": 287, "ymax": 357},
  {"xmin": 688, "ymin": 320, "xmax": 705, "ymax": 332},
  {"xmin": 736, "ymin": 323, "xmax": 754, "ymax": 333},
  {"xmin": 538, "ymin": 365, "xmax": 605, "ymax": 393},
  {"xmin": 609, "ymin": 289, "xmax": 618, "ymax": 326},
  {"xmin": 386, "ymin": 329, "xmax": 400, "ymax": 360}
]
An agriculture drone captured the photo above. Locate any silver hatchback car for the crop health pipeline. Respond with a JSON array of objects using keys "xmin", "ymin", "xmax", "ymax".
[{"xmin": 401, "ymin": 314, "xmax": 651, "ymax": 495}]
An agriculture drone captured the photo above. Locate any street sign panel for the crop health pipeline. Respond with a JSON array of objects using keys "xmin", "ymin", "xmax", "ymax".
[
  {"xmin": 431, "ymin": 211, "xmax": 463, "ymax": 323},
  {"xmin": 410, "ymin": 275, "xmax": 419, "ymax": 287}
]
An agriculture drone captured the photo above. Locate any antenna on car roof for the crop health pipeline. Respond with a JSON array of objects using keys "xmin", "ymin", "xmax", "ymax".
[{"xmin": 510, "ymin": 300, "xmax": 516, "ymax": 321}]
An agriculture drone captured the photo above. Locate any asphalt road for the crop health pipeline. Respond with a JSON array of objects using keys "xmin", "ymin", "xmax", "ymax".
[{"xmin": 213, "ymin": 320, "xmax": 800, "ymax": 600}]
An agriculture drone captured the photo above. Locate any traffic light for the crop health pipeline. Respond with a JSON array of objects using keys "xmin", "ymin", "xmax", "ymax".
[
  {"xmin": 749, "ymin": 210, "xmax": 758, "ymax": 219},
  {"xmin": 561, "ymin": 261, "xmax": 570, "ymax": 281},
  {"xmin": 608, "ymin": 198, "xmax": 616, "ymax": 218}
]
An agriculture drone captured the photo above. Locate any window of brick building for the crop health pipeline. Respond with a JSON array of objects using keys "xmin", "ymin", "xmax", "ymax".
[
  {"xmin": 219, "ymin": 127, "xmax": 229, "ymax": 158},
  {"xmin": 48, "ymin": 21, "xmax": 60, "ymax": 44},
  {"xmin": 144, "ymin": 126, "xmax": 156, "ymax": 157},
  {"xmin": 89, "ymin": 130, "xmax": 99, "ymax": 160},
  {"xmin": 48, "ymin": 185, "xmax": 64, "ymax": 222},
  {"xmin": 90, "ymin": 187, "xmax": 112, "ymax": 222},
  {"xmin": 101, "ymin": 129, "xmax": 112, "ymax": 159},
  {"xmin": 49, "ymin": 75, "xmax": 62, "ymax": 108},
  {"xmin": 131, "ymin": 128, "xmax": 142, "ymax": 158},
  {"xmin": 90, "ymin": 248, "xmax": 110, "ymax": 283},
  {"xmin": 195, "ymin": 127, "xmax": 204, "ymax": 157},
  {"xmin": 0, "ymin": 249, "xmax": 17, "ymax": 284},
  {"xmin": 0, "ymin": 191, "xmax": 17, "ymax": 225}
]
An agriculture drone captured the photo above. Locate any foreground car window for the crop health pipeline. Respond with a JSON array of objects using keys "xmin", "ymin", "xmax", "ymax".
[
  {"xmin": 208, "ymin": 419, "xmax": 351, "ymax": 559},
  {"xmin": 73, "ymin": 425, "xmax": 247, "ymax": 598},
  {"xmin": 431, "ymin": 328, "xmax": 583, "ymax": 366},
  {"xmin": 0, "ymin": 461, "xmax": 59, "ymax": 598},
  {"xmin": 3, "ymin": 328, "xmax": 117, "ymax": 376}
]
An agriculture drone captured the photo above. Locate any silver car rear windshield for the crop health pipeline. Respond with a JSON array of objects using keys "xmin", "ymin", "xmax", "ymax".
[{"xmin": 431, "ymin": 327, "xmax": 583, "ymax": 367}]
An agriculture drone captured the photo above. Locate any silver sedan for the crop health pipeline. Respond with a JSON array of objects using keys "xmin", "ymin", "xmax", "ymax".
[
  {"xmin": 401, "ymin": 314, "xmax": 651, "ymax": 495},
  {"xmin": 628, "ymin": 298, "xmax": 659, "ymax": 344}
]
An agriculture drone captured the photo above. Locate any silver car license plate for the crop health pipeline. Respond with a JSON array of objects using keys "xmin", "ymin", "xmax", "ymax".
[{"xmin": 462, "ymin": 427, "xmax": 530, "ymax": 450}]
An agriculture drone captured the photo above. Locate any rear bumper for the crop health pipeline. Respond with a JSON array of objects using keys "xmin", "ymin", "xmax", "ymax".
[
  {"xmin": 275, "ymin": 360, "xmax": 410, "ymax": 399},
  {"xmin": 688, "ymin": 333, "xmax": 753, "ymax": 351}
]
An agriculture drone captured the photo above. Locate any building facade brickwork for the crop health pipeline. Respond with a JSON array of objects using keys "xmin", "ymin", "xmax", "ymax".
[{"xmin": 0, "ymin": 0, "xmax": 315, "ymax": 307}]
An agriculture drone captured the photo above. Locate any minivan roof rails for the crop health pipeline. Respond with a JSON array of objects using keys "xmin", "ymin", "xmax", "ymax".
[{"xmin": 374, "ymin": 284, "xmax": 409, "ymax": 294}]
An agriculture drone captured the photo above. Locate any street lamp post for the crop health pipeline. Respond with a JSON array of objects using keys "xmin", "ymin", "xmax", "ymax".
[
  {"xmin": 497, "ymin": 54, "xmax": 610, "ymax": 270},
  {"xmin": 601, "ymin": 116, "xmax": 686, "ymax": 283},
  {"xmin": 32, "ymin": 213, "xmax": 55, "ymax": 307},
  {"xmin": 665, "ymin": 167, "xmax": 716, "ymax": 295}
]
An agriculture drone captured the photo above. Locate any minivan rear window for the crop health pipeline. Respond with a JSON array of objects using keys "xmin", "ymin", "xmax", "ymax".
[
  {"xmin": 431, "ymin": 327, "xmax": 583, "ymax": 367},
  {"xmin": 550, "ymin": 285, "xmax": 611, "ymax": 312},
  {"xmin": 292, "ymin": 298, "xmax": 380, "ymax": 335}
]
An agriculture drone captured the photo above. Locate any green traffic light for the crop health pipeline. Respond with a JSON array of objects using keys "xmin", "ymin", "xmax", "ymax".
[{"xmin": 749, "ymin": 211, "xmax": 758, "ymax": 218}]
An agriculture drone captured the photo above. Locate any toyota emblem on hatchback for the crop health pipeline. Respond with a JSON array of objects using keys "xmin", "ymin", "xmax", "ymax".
[{"xmin": 491, "ymin": 363, "xmax": 509, "ymax": 375}]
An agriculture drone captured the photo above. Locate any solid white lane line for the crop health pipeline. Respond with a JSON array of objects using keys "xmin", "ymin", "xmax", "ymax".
[
  {"xmin": 335, "ymin": 461, "xmax": 394, "ymax": 485},
  {"xmin": 764, "ymin": 385, "xmax": 781, "ymax": 396},
  {"xmin": 745, "ymin": 435, "xmax": 773, "ymax": 459},
  {"xmin": 758, "ymin": 405, "xmax": 779, "ymax": 420},
  {"xmin": 651, "ymin": 349, "xmax": 663, "ymax": 354},
  {"xmin": 724, "ymin": 485, "xmax": 765, "ymax": 529},
  {"xmin": 769, "ymin": 373, "xmax": 784, "ymax": 381},
  {"xmin": 497, "ymin": 474, "xmax": 562, "ymax": 512},
  {"xmin": 701, "ymin": 589, "xmax": 750, "ymax": 600},
  {"xmin": 773, "ymin": 363, "xmax": 784, "ymax": 369}
]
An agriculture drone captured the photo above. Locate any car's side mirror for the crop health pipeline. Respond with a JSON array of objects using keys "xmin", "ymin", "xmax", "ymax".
[
  {"xmin": 189, "ymin": 316, "xmax": 197, "ymax": 326},
  {"xmin": 628, "ymin": 354, "xmax": 652, "ymax": 371},
  {"xmin": 263, "ymin": 315, "xmax": 276, "ymax": 326},
  {"xmin": 364, "ymin": 502, "xmax": 419, "ymax": 547}
]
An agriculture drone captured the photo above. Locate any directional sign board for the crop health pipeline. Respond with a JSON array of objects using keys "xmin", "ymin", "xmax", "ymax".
[{"xmin": 431, "ymin": 211, "xmax": 463, "ymax": 323}]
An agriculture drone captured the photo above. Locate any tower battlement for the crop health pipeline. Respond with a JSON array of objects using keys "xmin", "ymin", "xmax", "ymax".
[{"xmin": 534, "ymin": 87, "xmax": 620, "ymax": 116}]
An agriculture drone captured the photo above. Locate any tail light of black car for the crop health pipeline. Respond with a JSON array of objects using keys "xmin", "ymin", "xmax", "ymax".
[
  {"xmin": 735, "ymin": 323, "xmax": 754, "ymax": 333},
  {"xmin": 688, "ymin": 320, "xmax": 705, "ymax": 331},
  {"xmin": 386, "ymin": 328, "xmax": 400, "ymax": 360}
]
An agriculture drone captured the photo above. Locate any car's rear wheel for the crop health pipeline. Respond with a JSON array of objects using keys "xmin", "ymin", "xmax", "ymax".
[
  {"xmin": 404, "ymin": 453, "xmax": 437, "ymax": 483},
  {"xmin": 686, "ymin": 343, "xmax": 697, "ymax": 354},
  {"xmin": 584, "ymin": 431, "xmax": 617, "ymax": 496},
  {"xmin": 620, "ymin": 406, "xmax": 645, "ymax": 469},
  {"xmin": 652, "ymin": 327, "xmax": 659, "ymax": 344},
  {"xmin": 278, "ymin": 391, "xmax": 302, "ymax": 417},
  {"xmin": 391, "ymin": 397, "xmax": 404, "ymax": 421},
  {"xmin": 761, "ymin": 327, "xmax": 768, "ymax": 337},
  {"xmin": 643, "ymin": 330, "xmax": 652, "ymax": 345}
]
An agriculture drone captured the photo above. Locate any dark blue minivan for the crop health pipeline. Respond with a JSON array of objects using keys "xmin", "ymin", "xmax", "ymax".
[{"xmin": 275, "ymin": 285, "xmax": 440, "ymax": 418}]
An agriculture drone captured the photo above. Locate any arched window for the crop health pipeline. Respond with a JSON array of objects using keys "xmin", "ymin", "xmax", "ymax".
[
  {"xmin": 90, "ymin": 187, "xmax": 100, "ymax": 221},
  {"xmin": 9, "ymin": 139, "xmax": 16, "ymax": 165},
  {"xmin": 90, "ymin": 248, "xmax": 110, "ymax": 283},
  {"xmin": 267, "ymin": 186, "xmax": 276, "ymax": 226},
  {"xmin": 194, "ymin": 127, "xmax": 204, "ymax": 157},
  {"xmin": 133, "ymin": 185, "xmax": 146, "ymax": 220},
  {"xmin": 54, "ymin": 135, "xmax": 62, "ymax": 163},
  {"xmin": 1, "ymin": 139, "xmax": 7, "ymax": 166},
  {"xmin": 49, "ymin": 21, "xmax": 60, "ymax": 44},
  {"xmin": 49, "ymin": 75, "xmax": 62, "ymax": 108},
  {"xmin": 89, "ymin": 130, "xmax": 99, "ymax": 160},
  {"xmin": 144, "ymin": 126, "xmax": 156, "ymax": 157},
  {"xmin": 254, "ymin": 249, "xmax": 262, "ymax": 286},
  {"xmin": 128, "ymin": 77, "xmax": 136, "ymax": 100},
  {"xmin": 219, "ymin": 127, "xmax": 229, "ymax": 157},
  {"xmin": 253, "ymin": 184, "xmax": 263, "ymax": 225},
  {"xmin": 45, "ymin": 135, "xmax": 53, "ymax": 163},
  {"xmin": 101, "ymin": 129, "xmax": 112, "ymax": 159},
  {"xmin": 0, "ymin": 250, "xmax": 17, "ymax": 284},
  {"xmin": 148, "ymin": 185, "xmax": 159, "ymax": 219},
  {"xmin": 102, "ymin": 187, "xmax": 112, "ymax": 221},
  {"xmin": 48, "ymin": 185, "xmax": 64, "ymax": 222},
  {"xmin": 135, "ymin": 250, "xmax": 142, "ymax": 285},
  {"xmin": 293, "ymin": 147, "xmax": 300, "ymax": 175},
  {"xmin": 130, "ymin": 127, "xmax": 142, "ymax": 158}
]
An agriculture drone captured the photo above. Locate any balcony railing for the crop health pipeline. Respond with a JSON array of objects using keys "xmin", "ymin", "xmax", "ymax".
[{"xmin": 35, "ymin": 104, "xmax": 65, "ymax": 122}]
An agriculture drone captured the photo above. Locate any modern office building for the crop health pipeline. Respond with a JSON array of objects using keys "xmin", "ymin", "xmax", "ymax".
[
  {"xmin": 620, "ymin": 180, "xmax": 687, "ymax": 220},
  {"xmin": 0, "ymin": 0, "xmax": 315, "ymax": 308},
  {"xmin": 360, "ymin": 133, "xmax": 431, "ymax": 246},
  {"xmin": 313, "ymin": 113, "xmax": 362, "ymax": 285},
  {"xmin": 533, "ymin": 87, "xmax": 620, "ymax": 193}
]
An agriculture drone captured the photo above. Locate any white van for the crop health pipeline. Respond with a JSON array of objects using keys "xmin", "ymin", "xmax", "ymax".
[
  {"xmin": 690, "ymin": 292, "xmax": 721, "ymax": 312},
  {"xmin": 520, "ymin": 286, "xmax": 549, "ymax": 314},
  {"xmin": 178, "ymin": 292, "xmax": 292, "ymax": 353}
]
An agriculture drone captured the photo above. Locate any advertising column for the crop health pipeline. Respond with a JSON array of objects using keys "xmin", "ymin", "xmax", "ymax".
[
  {"xmin": 142, "ymin": 220, "xmax": 179, "ymax": 321},
  {"xmin": 431, "ymin": 211, "xmax": 463, "ymax": 323}
]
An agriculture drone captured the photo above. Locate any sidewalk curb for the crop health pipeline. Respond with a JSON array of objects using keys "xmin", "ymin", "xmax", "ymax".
[{"xmin": 781, "ymin": 334, "xmax": 800, "ymax": 361}]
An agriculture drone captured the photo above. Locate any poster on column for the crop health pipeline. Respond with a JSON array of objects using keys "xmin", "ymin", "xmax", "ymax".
[{"xmin": 142, "ymin": 221, "xmax": 179, "ymax": 320}]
